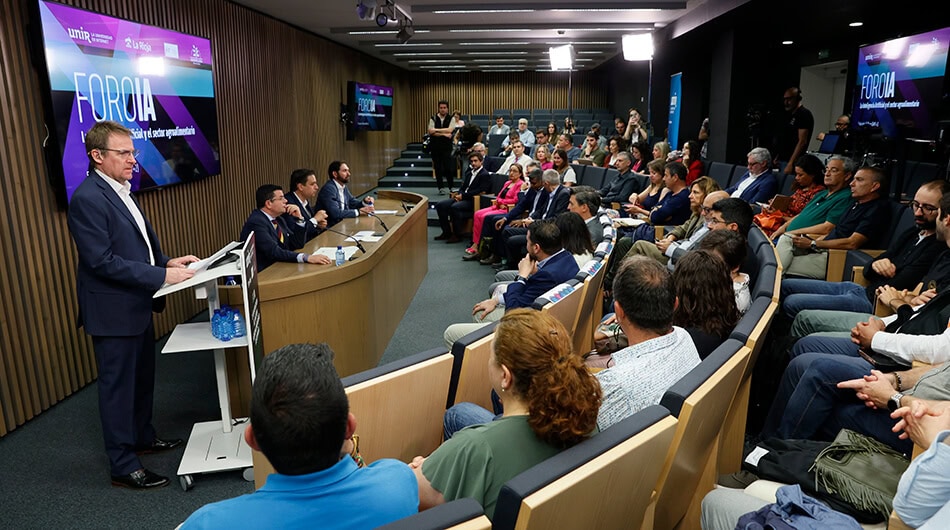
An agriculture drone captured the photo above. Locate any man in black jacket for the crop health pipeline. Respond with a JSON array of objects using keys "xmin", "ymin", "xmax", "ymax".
[{"xmin": 434, "ymin": 152, "xmax": 493, "ymax": 243}]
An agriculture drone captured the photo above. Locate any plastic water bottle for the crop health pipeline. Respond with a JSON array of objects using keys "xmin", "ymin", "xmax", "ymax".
[
  {"xmin": 224, "ymin": 276, "xmax": 237, "ymax": 286},
  {"xmin": 211, "ymin": 309, "xmax": 223, "ymax": 340},
  {"xmin": 231, "ymin": 308, "xmax": 246, "ymax": 339},
  {"xmin": 335, "ymin": 246, "xmax": 345, "ymax": 267},
  {"xmin": 218, "ymin": 306, "xmax": 233, "ymax": 341}
]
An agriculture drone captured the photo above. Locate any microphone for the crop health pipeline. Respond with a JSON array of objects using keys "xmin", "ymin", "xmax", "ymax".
[
  {"xmin": 397, "ymin": 199, "xmax": 412, "ymax": 215},
  {"xmin": 324, "ymin": 227, "xmax": 367, "ymax": 255},
  {"xmin": 367, "ymin": 212, "xmax": 389, "ymax": 236}
]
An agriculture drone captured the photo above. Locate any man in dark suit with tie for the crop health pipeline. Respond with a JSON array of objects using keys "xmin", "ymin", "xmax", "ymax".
[
  {"xmin": 315, "ymin": 161, "xmax": 375, "ymax": 227},
  {"xmin": 284, "ymin": 168, "xmax": 328, "ymax": 241},
  {"xmin": 67, "ymin": 120, "xmax": 199, "ymax": 489},
  {"xmin": 499, "ymin": 169, "xmax": 572, "ymax": 268},
  {"xmin": 240, "ymin": 184, "xmax": 332, "ymax": 272},
  {"xmin": 434, "ymin": 152, "xmax": 493, "ymax": 243}
]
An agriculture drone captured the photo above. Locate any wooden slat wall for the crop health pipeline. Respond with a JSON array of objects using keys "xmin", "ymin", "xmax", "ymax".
[
  {"xmin": 407, "ymin": 71, "xmax": 609, "ymax": 133},
  {"xmin": 0, "ymin": 0, "xmax": 413, "ymax": 436}
]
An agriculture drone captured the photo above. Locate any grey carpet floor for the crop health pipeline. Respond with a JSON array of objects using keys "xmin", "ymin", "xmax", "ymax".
[{"xmin": 0, "ymin": 225, "xmax": 498, "ymax": 529}]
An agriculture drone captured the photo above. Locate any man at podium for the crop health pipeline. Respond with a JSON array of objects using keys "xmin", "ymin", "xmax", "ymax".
[{"xmin": 67, "ymin": 120, "xmax": 199, "ymax": 489}]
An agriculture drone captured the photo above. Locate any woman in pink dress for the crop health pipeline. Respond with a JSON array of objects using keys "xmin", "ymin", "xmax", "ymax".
[{"xmin": 465, "ymin": 163, "xmax": 525, "ymax": 255}]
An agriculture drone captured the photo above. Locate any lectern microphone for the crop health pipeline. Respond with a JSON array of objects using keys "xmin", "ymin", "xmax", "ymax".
[{"xmin": 367, "ymin": 212, "xmax": 389, "ymax": 237}]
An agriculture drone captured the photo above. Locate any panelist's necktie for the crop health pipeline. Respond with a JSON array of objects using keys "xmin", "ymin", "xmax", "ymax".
[{"xmin": 272, "ymin": 220, "xmax": 284, "ymax": 244}]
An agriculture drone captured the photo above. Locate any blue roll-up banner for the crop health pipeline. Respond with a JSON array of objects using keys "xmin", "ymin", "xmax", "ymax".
[{"xmin": 668, "ymin": 72, "xmax": 682, "ymax": 149}]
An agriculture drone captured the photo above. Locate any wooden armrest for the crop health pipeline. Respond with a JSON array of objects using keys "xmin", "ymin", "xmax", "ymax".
[
  {"xmin": 611, "ymin": 202, "xmax": 622, "ymax": 211},
  {"xmin": 851, "ymin": 266, "xmax": 868, "ymax": 286},
  {"xmin": 654, "ymin": 225, "xmax": 666, "ymax": 240},
  {"xmin": 825, "ymin": 249, "xmax": 847, "ymax": 282}
]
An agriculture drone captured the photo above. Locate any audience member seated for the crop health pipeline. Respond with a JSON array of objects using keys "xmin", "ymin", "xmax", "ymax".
[
  {"xmin": 622, "ymin": 160, "xmax": 692, "ymax": 245},
  {"xmin": 672, "ymin": 249, "xmax": 741, "ymax": 359},
  {"xmin": 568, "ymin": 186, "xmax": 605, "ymax": 245},
  {"xmin": 315, "ymin": 161, "xmax": 375, "ymax": 227},
  {"xmin": 594, "ymin": 256, "xmax": 701, "ymax": 430},
  {"xmin": 443, "ymin": 220, "xmax": 579, "ymax": 347},
  {"xmin": 726, "ymin": 147, "xmax": 779, "ymax": 204},
  {"xmin": 753, "ymin": 153, "xmax": 826, "ymax": 237},
  {"xmin": 551, "ymin": 148, "xmax": 577, "ymax": 186},
  {"xmin": 470, "ymin": 142, "xmax": 501, "ymax": 173},
  {"xmin": 790, "ymin": 193, "xmax": 950, "ymax": 338},
  {"xmin": 771, "ymin": 155, "xmax": 854, "ymax": 240},
  {"xmin": 533, "ymin": 144, "xmax": 553, "ymax": 170},
  {"xmin": 499, "ymin": 131, "xmax": 520, "ymax": 157},
  {"xmin": 598, "ymin": 151, "xmax": 644, "ymax": 204},
  {"xmin": 501, "ymin": 118, "xmax": 535, "ymax": 150},
  {"xmin": 555, "ymin": 133, "xmax": 582, "ymax": 163},
  {"xmin": 589, "ymin": 122, "xmax": 608, "ymax": 150},
  {"xmin": 414, "ymin": 309, "xmax": 600, "ymax": 520},
  {"xmin": 630, "ymin": 141, "xmax": 652, "ymax": 173},
  {"xmin": 487, "ymin": 115, "xmax": 510, "ymax": 137},
  {"xmin": 433, "ymin": 152, "xmax": 492, "ymax": 244},
  {"xmin": 680, "ymin": 140, "xmax": 703, "ymax": 186},
  {"xmin": 534, "ymin": 129, "xmax": 554, "ymax": 156},
  {"xmin": 240, "ymin": 184, "xmax": 332, "ymax": 271},
  {"xmin": 698, "ymin": 229, "xmax": 752, "ymax": 315},
  {"xmin": 653, "ymin": 141, "xmax": 671, "ymax": 163},
  {"xmin": 776, "ymin": 165, "xmax": 890, "ymax": 279},
  {"xmin": 623, "ymin": 159, "xmax": 668, "ymax": 219},
  {"xmin": 556, "ymin": 211, "xmax": 595, "ymax": 267},
  {"xmin": 284, "ymin": 168, "xmax": 328, "ymax": 241},
  {"xmin": 464, "ymin": 163, "xmax": 525, "ymax": 259},
  {"xmin": 608, "ymin": 180, "xmax": 725, "ymax": 280},
  {"xmin": 178, "ymin": 343, "xmax": 417, "ymax": 529},
  {"xmin": 603, "ymin": 136, "xmax": 625, "ymax": 168},
  {"xmin": 478, "ymin": 168, "xmax": 544, "ymax": 266},
  {"xmin": 497, "ymin": 139, "xmax": 533, "ymax": 175},
  {"xmin": 623, "ymin": 108, "xmax": 649, "ymax": 144},
  {"xmin": 576, "ymin": 132, "xmax": 607, "ymax": 167},
  {"xmin": 779, "ymin": 180, "xmax": 946, "ymax": 319},
  {"xmin": 498, "ymin": 170, "xmax": 570, "ymax": 268}
]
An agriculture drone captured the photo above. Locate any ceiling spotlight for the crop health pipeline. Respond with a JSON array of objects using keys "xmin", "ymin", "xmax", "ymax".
[
  {"xmin": 375, "ymin": 0, "xmax": 396, "ymax": 27},
  {"xmin": 849, "ymin": 21, "xmax": 864, "ymax": 27},
  {"xmin": 356, "ymin": 1, "xmax": 375, "ymax": 21},
  {"xmin": 398, "ymin": 19, "xmax": 414, "ymax": 43}
]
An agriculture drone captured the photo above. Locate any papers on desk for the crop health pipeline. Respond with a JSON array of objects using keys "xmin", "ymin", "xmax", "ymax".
[
  {"xmin": 613, "ymin": 218, "xmax": 647, "ymax": 228},
  {"xmin": 353, "ymin": 231, "xmax": 382, "ymax": 242},
  {"xmin": 313, "ymin": 246, "xmax": 360, "ymax": 260},
  {"xmin": 372, "ymin": 209, "xmax": 399, "ymax": 215}
]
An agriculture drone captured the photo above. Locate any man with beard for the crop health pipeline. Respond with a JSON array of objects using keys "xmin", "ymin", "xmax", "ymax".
[
  {"xmin": 315, "ymin": 161, "xmax": 375, "ymax": 227},
  {"xmin": 780, "ymin": 180, "xmax": 948, "ymax": 319}
]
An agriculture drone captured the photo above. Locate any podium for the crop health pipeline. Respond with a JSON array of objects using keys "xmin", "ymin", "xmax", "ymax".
[{"xmin": 154, "ymin": 234, "xmax": 264, "ymax": 491}]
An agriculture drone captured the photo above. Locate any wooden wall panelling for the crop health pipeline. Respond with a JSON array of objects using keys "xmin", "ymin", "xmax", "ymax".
[{"xmin": 0, "ymin": 0, "xmax": 413, "ymax": 437}]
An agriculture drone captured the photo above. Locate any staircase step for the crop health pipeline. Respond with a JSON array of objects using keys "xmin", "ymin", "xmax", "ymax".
[
  {"xmin": 378, "ymin": 176, "xmax": 440, "ymax": 188},
  {"xmin": 402, "ymin": 150, "xmax": 428, "ymax": 158},
  {"xmin": 392, "ymin": 158, "xmax": 432, "ymax": 168},
  {"xmin": 386, "ymin": 166, "xmax": 433, "ymax": 177}
]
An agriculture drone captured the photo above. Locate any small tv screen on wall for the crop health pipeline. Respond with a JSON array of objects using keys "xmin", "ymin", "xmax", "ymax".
[{"xmin": 34, "ymin": 0, "xmax": 221, "ymax": 204}]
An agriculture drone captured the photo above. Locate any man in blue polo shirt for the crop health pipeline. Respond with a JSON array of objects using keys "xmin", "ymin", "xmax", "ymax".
[
  {"xmin": 179, "ymin": 343, "xmax": 417, "ymax": 530},
  {"xmin": 778, "ymin": 165, "xmax": 890, "ymax": 279}
]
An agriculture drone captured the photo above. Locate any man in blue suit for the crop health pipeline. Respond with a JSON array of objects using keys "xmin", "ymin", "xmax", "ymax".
[
  {"xmin": 240, "ymin": 184, "xmax": 332, "ymax": 271},
  {"xmin": 726, "ymin": 147, "xmax": 779, "ymax": 204},
  {"xmin": 316, "ymin": 161, "xmax": 374, "ymax": 227},
  {"xmin": 443, "ymin": 219, "xmax": 580, "ymax": 346},
  {"xmin": 284, "ymin": 168, "xmax": 328, "ymax": 241},
  {"xmin": 499, "ymin": 169, "xmax": 572, "ymax": 268},
  {"xmin": 67, "ymin": 121, "xmax": 199, "ymax": 489}
]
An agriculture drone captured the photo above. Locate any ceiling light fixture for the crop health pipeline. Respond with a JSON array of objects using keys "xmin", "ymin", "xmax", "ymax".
[
  {"xmin": 622, "ymin": 33, "xmax": 653, "ymax": 61},
  {"xmin": 849, "ymin": 21, "xmax": 864, "ymax": 27},
  {"xmin": 781, "ymin": 40, "xmax": 793, "ymax": 45},
  {"xmin": 549, "ymin": 44, "xmax": 573, "ymax": 70}
]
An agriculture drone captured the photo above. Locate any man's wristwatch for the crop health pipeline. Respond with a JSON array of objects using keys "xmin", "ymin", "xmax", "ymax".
[
  {"xmin": 810, "ymin": 239, "xmax": 818, "ymax": 251},
  {"xmin": 887, "ymin": 392, "xmax": 905, "ymax": 412}
]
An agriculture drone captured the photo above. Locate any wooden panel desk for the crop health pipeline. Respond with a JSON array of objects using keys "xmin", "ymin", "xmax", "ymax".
[{"xmin": 221, "ymin": 190, "xmax": 428, "ymax": 416}]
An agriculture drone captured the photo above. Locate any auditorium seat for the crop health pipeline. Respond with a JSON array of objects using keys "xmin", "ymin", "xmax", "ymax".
[
  {"xmin": 447, "ymin": 322, "xmax": 499, "ymax": 412},
  {"xmin": 580, "ymin": 166, "xmax": 607, "ymax": 189},
  {"xmin": 492, "ymin": 405, "xmax": 678, "ymax": 530},
  {"xmin": 825, "ymin": 201, "xmax": 911, "ymax": 282},
  {"xmin": 730, "ymin": 165, "xmax": 748, "ymax": 188},
  {"xmin": 377, "ymin": 498, "xmax": 490, "ymax": 530},
  {"xmin": 654, "ymin": 340, "xmax": 751, "ymax": 530},
  {"xmin": 572, "ymin": 257, "xmax": 608, "ymax": 355},
  {"xmin": 531, "ymin": 279, "xmax": 584, "ymax": 338},
  {"xmin": 251, "ymin": 348, "xmax": 455, "ymax": 488},
  {"xmin": 706, "ymin": 161, "xmax": 734, "ymax": 190}
]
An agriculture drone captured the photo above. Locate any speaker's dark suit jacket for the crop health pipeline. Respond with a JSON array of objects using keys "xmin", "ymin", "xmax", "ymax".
[
  {"xmin": 240, "ymin": 209, "xmax": 308, "ymax": 272},
  {"xmin": 284, "ymin": 191, "xmax": 324, "ymax": 241},
  {"xmin": 67, "ymin": 171, "xmax": 172, "ymax": 475},
  {"xmin": 316, "ymin": 180, "xmax": 366, "ymax": 227},
  {"xmin": 504, "ymin": 249, "xmax": 580, "ymax": 309}
]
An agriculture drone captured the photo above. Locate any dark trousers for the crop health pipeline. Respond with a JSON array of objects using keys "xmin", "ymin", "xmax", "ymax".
[
  {"xmin": 431, "ymin": 149, "xmax": 456, "ymax": 189},
  {"xmin": 92, "ymin": 321, "xmax": 157, "ymax": 475},
  {"xmin": 501, "ymin": 226, "xmax": 529, "ymax": 267},
  {"xmin": 435, "ymin": 198, "xmax": 474, "ymax": 236}
]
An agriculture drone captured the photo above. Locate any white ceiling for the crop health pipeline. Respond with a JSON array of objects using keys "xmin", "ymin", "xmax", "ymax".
[{"xmin": 230, "ymin": 0, "xmax": 708, "ymax": 72}]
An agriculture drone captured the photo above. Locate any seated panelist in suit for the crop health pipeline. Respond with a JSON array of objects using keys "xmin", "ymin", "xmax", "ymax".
[
  {"xmin": 284, "ymin": 168, "xmax": 328, "ymax": 242},
  {"xmin": 315, "ymin": 161, "xmax": 374, "ymax": 227},
  {"xmin": 434, "ymin": 151, "xmax": 493, "ymax": 243},
  {"xmin": 240, "ymin": 184, "xmax": 332, "ymax": 272},
  {"xmin": 726, "ymin": 147, "xmax": 779, "ymax": 204},
  {"xmin": 67, "ymin": 120, "xmax": 200, "ymax": 490}
]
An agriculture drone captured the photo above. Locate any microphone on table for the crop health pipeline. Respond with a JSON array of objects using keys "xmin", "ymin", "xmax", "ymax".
[
  {"xmin": 324, "ymin": 227, "xmax": 367, "ymax": 256},
  {"xmin": 400, "ymin": 200, "xmax": 413, "ymax": 214},
  {"xmin": 367, "ymin": 212, "xmax": 389, "ymax": 237}
]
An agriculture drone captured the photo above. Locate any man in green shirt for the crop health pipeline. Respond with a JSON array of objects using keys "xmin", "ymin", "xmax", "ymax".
[{"xmin": 772, "ymin": 155, "xmax": 855, "ymax": 239}]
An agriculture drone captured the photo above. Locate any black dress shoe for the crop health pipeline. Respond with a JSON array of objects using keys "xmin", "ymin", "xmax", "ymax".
[
  {"xmin": 479, "ymin": 254, "xmax": 501, "ymax": 265},
  {"xmin": 135, "ymin": 437, "xmax": 183, "ymax": 455},
  {"xmin": 434, "ymin": 233, "xmax": 450, "ymax": 241},
  {"xmin": 462, "ymin": 253, "xmax": 481, "ymax": 261},
  {"xmin": 111, "ymin": 468, "xmax": 169, "ymax": 489},
  {"xmin": 445, "ymin": 235, "xmax": 462, "ymax": 244}
]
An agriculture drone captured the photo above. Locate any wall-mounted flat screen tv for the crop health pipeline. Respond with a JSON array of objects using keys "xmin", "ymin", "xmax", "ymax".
[
  {"xmin": 34, "ymin": 0, "xmax": 221, "ymax": 204},
  {"xmin": 349, "ymin": 81, "xmax": 393, "ymax": 131},
  {"xmin": 852, "ymin": 26, "xmax": 950, "ymax": 140}
]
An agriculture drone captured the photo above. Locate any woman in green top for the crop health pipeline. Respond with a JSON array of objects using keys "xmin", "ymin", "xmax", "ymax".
[{"xmin": 410, "ymin": 309, "xmax": 602, "ymax": 519}]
